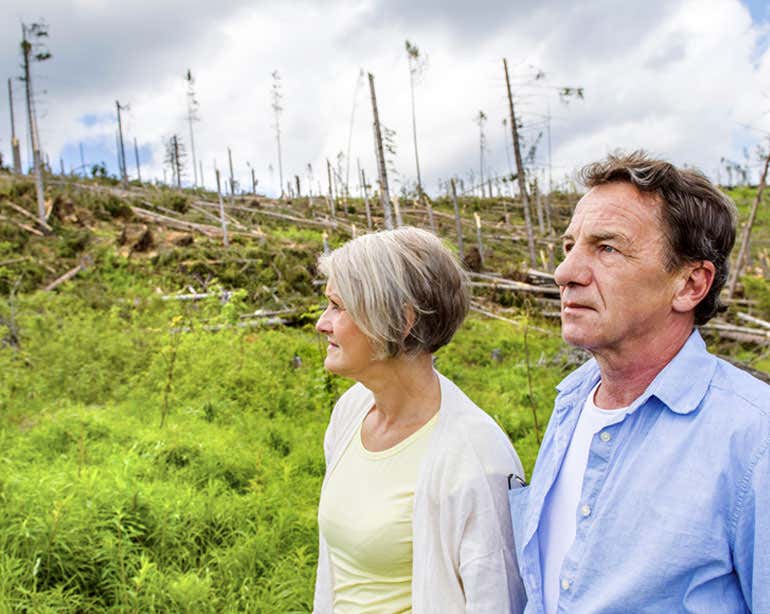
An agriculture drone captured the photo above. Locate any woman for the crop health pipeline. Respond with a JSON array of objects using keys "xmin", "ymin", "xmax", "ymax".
[{"xmin": 313, "ymin": 227, "xmax": 526, "ymax": 613}]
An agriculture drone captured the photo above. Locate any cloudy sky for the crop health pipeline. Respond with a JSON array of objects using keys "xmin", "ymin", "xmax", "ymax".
[{"xmin": 1, "ymin": 0, "xmax": 769, "ymax": 197}]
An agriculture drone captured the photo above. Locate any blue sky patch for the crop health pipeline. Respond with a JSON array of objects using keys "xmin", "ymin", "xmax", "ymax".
[{"xmin": 78, "ymin": 112, "xmax": 114, "ymax": 128}]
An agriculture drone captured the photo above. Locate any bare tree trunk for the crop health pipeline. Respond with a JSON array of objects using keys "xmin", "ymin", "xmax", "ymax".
[
  {"xmin": 408, "ymin": 64, "xmax": 423, "ymax": 196},
  {"xmin": 451, "ymin": 178, "xmax": 464, "ymax": 260},
  {"xmin": 503, "ymin": 58, "xmax": 536, "ymax": 267},
  {"xmin": 228, "ymin": 147, "xmax": 236, "ymax": 202},
  {"xmin": 727, "ymin": 149, "xmax": 770, "ymax": 298},
  {"xmin": 21, "ymin": 26, "xmax": 46, "ymax": 226},
  {"xmin": 424, "ymin": 194, "xmax": 436, "ymax": 233},
  {"xmin": 215, "ymin": 168, "xmax": 229, "ymax": 248},
  {"xmin": 360, "ymin": 166, "xmax": 373, "ymax": 230},
  {"xmin": 172, "ymin": 136, "xmax": 181, "ymax": 189},
  {"xmin": 134, "ymin": 138, "xmax": 142, "ymax": 184},
  {"xmin": 534, "ymin": 177, "xmax": 544, "ymax": 234},
  {"xmin": 474, "ymin": 212, "xmax": 485, "ymax": 268},
  {"xmin": 368, "ymin": 72, "xmax": 393, "ymax": 229},
  {"xmin": 392, "ymin": 195, "xmax": 403, "ymax": 227},
  {"xmin": 8, "ymin": 78, "xmax": 22, "ymax": 174},
  {"xmin": 115, "ymin": 100, "xmax": 128, "ymax": 186},
  {"xmin": 326, "ymin": 159, "xmax": 336, "ymax": 219}
]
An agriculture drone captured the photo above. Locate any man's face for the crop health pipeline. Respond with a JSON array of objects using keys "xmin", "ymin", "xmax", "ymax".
[{"xmin": 553, "ymin": 182, "xmax": 683, "ymax": 357}]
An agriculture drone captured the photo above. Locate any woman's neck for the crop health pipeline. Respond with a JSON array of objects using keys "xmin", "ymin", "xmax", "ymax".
[{"xmin": 361, "ymin": 353, "xmax": 440, "ymax": 428}]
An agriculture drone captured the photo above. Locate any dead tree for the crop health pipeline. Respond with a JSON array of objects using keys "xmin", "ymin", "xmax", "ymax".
[
  {"xmin": 476, "ymin": 110, "xmax": 487, "ymax": 198},
  {"xmin": 326, "ymin": 158, "xmax": 336, "ymax": 218},
  {"xmin": 345, "ymin": 69, "xmax": 365, "ymax": 197},
  {"xmin": 227, "ymin": 146, "xmax": 236, "ymax": 201},
  {"xmin": 727, "ymin": 147, "xmax": 770, "ymax": 298},
  {"xmin": 451, "ymin": 178, "xmax": 464, "ymax": 259},
  {"xmin": 359, "ymin": 163, "xmax": 373, "ymax": 230},
  {"xmin": 115, "ymin": 100, "xmax": 129, "ymax": 185},
  {"xmin": 165, "ymin": 135, "xmax": 185, "ymax": 188},
  {"xmin": 215, "ymin": 168, "xmax": 229, "ymax": 248},
  {"xmin": 271, "ymin": 70, "xmax": 285, "ymax": 197},
  {"xmin": 368, "ymin": 72, "xmax": 394, "ymax": 229},
  {"xmin": 503, "ymin": 58, "xmax": 536, "ymax": 266},
  {"xmin": 7, "ymin": 79, "xmax": 22, "ymax": 173},
  {"xmin": 405, "ymin": 40, "xmax": 426, "ymax": 197},
  {"xmin": 20, "ymin": 22, "xmax": 51, "ymax": 227},
  {"xmin": 185, "ymin": 69, "xmax": 200, "ymax": 187},
  {"xmin": 133, "ymin": 137, "xmax": 142, "ymax": 183}
]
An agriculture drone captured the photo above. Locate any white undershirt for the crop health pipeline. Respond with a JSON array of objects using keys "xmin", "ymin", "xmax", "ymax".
[{"xmin": 540, "ymin": 382, "xmax": 631, "ymax": 614}]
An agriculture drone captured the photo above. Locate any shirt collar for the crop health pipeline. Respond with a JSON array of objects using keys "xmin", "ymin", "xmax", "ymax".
[
  {"xmin": 642, "ymin": 329, "xmax": 716, "ymax": 415},
  {"xmin": 555, "ymin": 329, "xmax": 717, "ymax": 416}
]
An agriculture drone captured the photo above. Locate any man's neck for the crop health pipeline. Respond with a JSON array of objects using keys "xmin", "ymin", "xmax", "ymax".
[{"xmin": 592, "ymin": 324, "xmax": 693, "ymax": 409}]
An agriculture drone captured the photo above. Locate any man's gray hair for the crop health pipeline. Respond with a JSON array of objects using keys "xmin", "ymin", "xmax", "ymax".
[
  {"xmin": 318, "ymin": 226, "xmax": 469, "ymax": 359},
  {"xmin": 580, "ymin": 151, "xmax": 738, "ymax": 325}
]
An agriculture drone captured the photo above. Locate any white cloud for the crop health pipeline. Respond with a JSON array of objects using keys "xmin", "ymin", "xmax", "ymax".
[{"xmin": 1, "ymin": 0, "xmax": 769, "ymax": 195}]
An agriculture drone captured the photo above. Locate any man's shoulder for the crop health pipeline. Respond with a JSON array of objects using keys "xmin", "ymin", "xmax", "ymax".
[{"xmin": 707, "ymin": 357, "xmax": 770, "ymax": 421}]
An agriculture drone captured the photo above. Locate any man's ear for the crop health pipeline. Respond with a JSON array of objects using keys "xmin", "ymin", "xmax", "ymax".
[{"xmin": 672, "ymin": 261, "xmax": 715, "ymax": 314}]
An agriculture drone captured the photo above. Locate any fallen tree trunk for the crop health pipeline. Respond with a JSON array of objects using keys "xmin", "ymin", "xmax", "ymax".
[
  {"xmin": 736, "ymin": 312, "xmax": 770, "ymax": 330},
  {"xmin": 3, "ymin": 200, "xmax": 53, "ymax": 232},
  {"xmin": 469, "ymin": 280, "xmax": 560, "ymax": 296}
]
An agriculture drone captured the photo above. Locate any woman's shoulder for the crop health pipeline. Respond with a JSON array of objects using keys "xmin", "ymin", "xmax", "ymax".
[
  {"xmin": 435, "ymin": 373, "xmax": 520, "ymax": 465},
  {"xmin": 330, "ymin": 381, "xmax": 373, "ymax": 426}
]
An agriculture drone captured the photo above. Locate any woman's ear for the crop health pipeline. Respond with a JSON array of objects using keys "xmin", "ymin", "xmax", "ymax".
[
  {"xmin": 403, "ymin": 304, "xmax": 416, "ymax": 341},
  {"xmin": 672, "ymin": 260, "xmax": 715, "ymax": 314}
]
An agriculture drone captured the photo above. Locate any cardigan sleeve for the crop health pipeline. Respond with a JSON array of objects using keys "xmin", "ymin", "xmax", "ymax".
[
  {"xmin": 414, "ymin": 418, "xmax": 526, "ymax": 613},
  {"xmin": 456, "ymin": 469, "xmax": 527, "ymax": 613}
]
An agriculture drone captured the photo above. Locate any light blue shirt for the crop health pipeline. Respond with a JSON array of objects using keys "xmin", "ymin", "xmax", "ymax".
[{"xmin": 510, "ymin": 330, "xmax": 770, "ymax": 613}]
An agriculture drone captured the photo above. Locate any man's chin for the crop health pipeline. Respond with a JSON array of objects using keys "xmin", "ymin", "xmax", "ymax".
[{"xmin": 560, "ymin": 325, "xmax": 596, "ymax": 349}]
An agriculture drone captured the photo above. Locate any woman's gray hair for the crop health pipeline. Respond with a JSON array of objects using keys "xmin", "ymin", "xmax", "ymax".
[{"xmin": 318, "ymin": 226, "xmax": 469, "ymax": 359}]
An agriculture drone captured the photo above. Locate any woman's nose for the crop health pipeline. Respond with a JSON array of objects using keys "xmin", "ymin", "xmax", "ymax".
[{"xmin": 316, "ymin": 307, "xmax": 332, "ymax": 334}]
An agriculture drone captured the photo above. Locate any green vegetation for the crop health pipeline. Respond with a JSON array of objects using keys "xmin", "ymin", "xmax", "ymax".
[
  {"xmin": 0, "ymin": 172, "xmax": 766, "ymax": 610},
  {"xmin": 0, "ymin": 282, "xmax": 562, "ymax": 611}
]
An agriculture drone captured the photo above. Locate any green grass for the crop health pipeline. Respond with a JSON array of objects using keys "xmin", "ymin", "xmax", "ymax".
[
  {"xmin": 0, "ymin": 280, "xmax": 563, "ymax": 611},
  {"xmin": 0, "ymin": 172, "xmax": 766, "ymax": 610}
]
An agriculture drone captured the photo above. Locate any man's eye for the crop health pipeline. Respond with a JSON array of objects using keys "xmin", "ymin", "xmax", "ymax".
[
  {"xmin": 600, "ymin": 245, "xmax": 617, "ymax": 254},
  {"xmin": 562, "ymin": 243, "xmax": 573, "ymax": 254}
]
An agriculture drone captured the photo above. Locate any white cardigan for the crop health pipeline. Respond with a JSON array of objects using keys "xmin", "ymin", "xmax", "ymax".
[{"xmin": 313, "ymin": 372, "xmax": 527, "ymax": 613}]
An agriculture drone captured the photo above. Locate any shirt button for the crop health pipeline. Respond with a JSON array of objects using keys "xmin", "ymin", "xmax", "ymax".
[
  {"xmin": 581, "ymin": 504, "xmax": 591, "ymax": 517},
  {"xmin": 561, "ymin": 578, "xmax": 571, "ymax": 591},
  {"xmin": 600, "ymin": 431, "xmax": 611, "ymax": 442}
]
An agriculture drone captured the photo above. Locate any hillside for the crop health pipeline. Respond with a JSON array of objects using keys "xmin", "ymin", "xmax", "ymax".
[{"xmin": 0, "ymin": 170, "xmax": 767, "ymax": 610}]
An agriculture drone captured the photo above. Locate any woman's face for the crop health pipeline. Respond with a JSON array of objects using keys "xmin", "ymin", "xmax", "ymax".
[{"xmin": 315, "ymin": 283, "xmax": 376, "ymax": 379}]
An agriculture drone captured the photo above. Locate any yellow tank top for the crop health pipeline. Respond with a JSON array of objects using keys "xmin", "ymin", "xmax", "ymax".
[{"xmin": 318, "ymin": 412, "xmax": 438, "ymax": 613}]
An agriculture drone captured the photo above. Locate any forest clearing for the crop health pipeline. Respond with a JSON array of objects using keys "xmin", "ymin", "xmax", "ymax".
[{"xmin": 0, "ymin": 168, "xmax": 768, "ymax": 610}]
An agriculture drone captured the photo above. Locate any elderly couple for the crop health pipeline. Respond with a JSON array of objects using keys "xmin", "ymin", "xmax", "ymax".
[{"xmin": 311, "ymin": 152, "xmax": 769, "ymax": 613}]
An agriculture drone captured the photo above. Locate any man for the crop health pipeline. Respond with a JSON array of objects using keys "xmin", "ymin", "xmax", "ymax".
[{"xmin": 510, "ymin": 151, "xmax": 769, "ymax": 612}]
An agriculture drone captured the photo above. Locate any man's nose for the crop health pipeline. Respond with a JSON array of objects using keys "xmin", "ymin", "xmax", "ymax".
[{"xmin": 554, "ymin": 246, "xmax": 591, "ymax": 287}]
